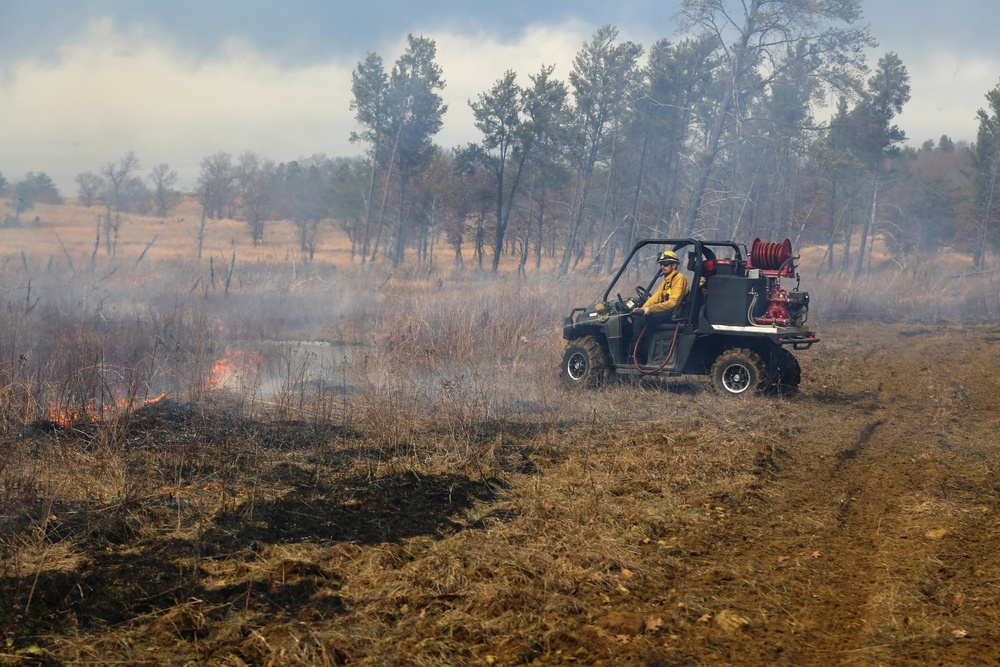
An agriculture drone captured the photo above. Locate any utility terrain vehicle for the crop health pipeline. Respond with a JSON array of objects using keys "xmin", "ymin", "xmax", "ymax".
[{"xmin": 561, "ymin": 238, "xmax": 818, "ymax": 395}]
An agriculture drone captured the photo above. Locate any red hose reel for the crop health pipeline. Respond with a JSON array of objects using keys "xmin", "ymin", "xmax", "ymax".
[
  {"xmin": 749, "ymin": 238, "xmax": 795, "ymax": 276},
  {"xmin": 749, "ymin": 238, "xmax": 798, "ymax": 326}
]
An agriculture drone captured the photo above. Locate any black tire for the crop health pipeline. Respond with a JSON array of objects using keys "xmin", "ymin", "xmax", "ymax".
[
  {"xmin": 711, "ymin": 348, "xmax": 767, "ymax": 396},
  {"xmin": 561, "ymin": 337, "xmax": 609, "ymax": 388},
  {"xmin": 768, "ymin": 346, "xmax": 801, "ymax": 395}
]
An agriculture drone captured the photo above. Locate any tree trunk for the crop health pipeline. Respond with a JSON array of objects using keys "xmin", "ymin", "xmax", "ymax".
[
  {"xmin": 627, "ymin": 132, "xmax": 650, "ymax": 253},
  {"xmin": 559, "ymin": 140, "xmax": 601, "ymax": 275},
  {"xmin": 392, "ymin": 173, "xmax": 408, "ymax": 267},
  {"xmin": 819, "ymin": 176, "xmax": 837, "ymax": 276},
  {"xmin": 535, "ymin": 193, "xmax": 546, "ymax": 271},
  {"xmin": 976, "ymin": 154, "xmax": 999, "ymax": 269},
  {"xmin": 369, "ymin": 120, "xmax": 402, "ymax": 264},
  {"xmin": 360, "ymin": 150, "xmax": 380, "ymax": 264},
  {"xmin": 855, "ymin": 170, "xmax": 878, "ymax": 277}
]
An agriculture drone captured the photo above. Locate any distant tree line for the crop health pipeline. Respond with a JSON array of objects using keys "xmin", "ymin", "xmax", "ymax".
[
  {"xmin": 191, "ymin": 150, "xmax": 352, "ymax": 259},
  {"xmin": 5, "ymin": 0, "xmax": 1000, "ymax": 275},
  {"xmin": 341, "ymin": 2, "xmax": 1000, "ymax": 275},
  {"xmin": 1, "ymin": 171, "xmax": 62, "ymax": 223}
]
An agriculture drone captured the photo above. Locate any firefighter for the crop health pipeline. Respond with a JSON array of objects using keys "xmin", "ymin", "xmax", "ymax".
[{"xmin": 633, "ymin": 250, "xmax": 690, "ymax": 317}]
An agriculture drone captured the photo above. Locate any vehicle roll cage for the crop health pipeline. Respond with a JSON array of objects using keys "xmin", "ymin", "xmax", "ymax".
[{"xmin": 602, "ymin": 238, "xmax": 746, "ymax": 322}]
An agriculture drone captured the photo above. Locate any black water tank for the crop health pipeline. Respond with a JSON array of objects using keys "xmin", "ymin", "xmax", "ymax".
[{"xmin": 705, "ymin": 275, "xmax": 766, "ymax": 326}]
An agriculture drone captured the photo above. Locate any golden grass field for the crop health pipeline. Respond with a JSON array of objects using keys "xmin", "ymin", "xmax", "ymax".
[
  {"xmin": 5, "ymin": 199, "xmax": 356, "ymax": 267},
  {"xmin": 2, "ymin": 201, "xmax": 1000, "ymax": 665}
]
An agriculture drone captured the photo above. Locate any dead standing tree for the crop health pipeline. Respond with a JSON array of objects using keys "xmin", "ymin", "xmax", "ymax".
[{"xmin": 100, "ymin": 151, "xmax": 140, "ymax": 259}]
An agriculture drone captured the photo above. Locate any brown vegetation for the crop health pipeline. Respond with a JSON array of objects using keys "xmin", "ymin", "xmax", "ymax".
[{"xmin": 2, "ymin": 204, "xmax": 1000, "ymax": 665}]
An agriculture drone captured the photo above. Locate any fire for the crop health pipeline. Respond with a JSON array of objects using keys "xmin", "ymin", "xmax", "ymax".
[
  {"xmin": 46, "ymin": 392, "xmax": 169, "ymax": 428},
  {"xmin": 203, "ymin": 347, "xmax": 263, "ymax": 390}
]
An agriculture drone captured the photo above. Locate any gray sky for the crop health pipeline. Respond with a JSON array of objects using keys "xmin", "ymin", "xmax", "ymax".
[{"xmin": 1, "ymin": 0, "xmax": 998, "ymax": 193}]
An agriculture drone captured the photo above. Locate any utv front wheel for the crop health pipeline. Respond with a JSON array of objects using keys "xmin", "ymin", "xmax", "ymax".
[
  {"xmin": 561, "ymin": 337, "xmax": 609, "ymax": 388},
  {"xmin": 711, "ymin": 348, "xmax": 766, "ymax": 396}
]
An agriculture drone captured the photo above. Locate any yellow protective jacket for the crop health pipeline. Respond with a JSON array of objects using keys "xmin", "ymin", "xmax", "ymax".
[{"xmin": 642, "ymin": 269, "xmax": 690, "ymax": 315}]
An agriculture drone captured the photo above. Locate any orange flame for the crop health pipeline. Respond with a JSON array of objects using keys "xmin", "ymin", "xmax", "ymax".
[
  {"xmin": 203, "ymin": 347, "xmax": 263, "ymax": 390},
  {"xmin": 46, "ymin": 391, "xmax": 169, "ymax": 428}
]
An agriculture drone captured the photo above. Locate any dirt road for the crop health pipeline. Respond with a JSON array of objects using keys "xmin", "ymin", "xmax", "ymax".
[{"xmin": 625, "ymin": 323, "xmax": 1000, "ymax": 665}]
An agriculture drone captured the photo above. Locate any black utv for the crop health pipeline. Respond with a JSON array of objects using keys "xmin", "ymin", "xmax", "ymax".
[{"xmin": 560, "ymin": 238, "xmax": 818, "ymax": 396}]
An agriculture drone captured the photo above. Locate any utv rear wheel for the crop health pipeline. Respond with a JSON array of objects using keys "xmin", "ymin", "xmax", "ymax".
[
  {"xmin": 711, "ymin": 348, "xmax": 766, "ymax": 396},
  {"xmin": 561, "ymin": 337, "xmax": 609, "ymax": 388},
  {"xmin": 768, "ymin": 346, "xmax": 801, "ymax": 395}
]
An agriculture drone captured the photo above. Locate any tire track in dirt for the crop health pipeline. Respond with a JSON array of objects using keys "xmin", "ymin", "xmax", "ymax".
[
  {"xmin": 833, "ymin": 418, "xmax": 885, "ymax": 468},
  {"xmin": 671, "ymin": 324, "xmax": 1000, "ymax": 665},
  {"xmin": 717, "ymin": 398, "xmax": 901, "ymax": 662}
]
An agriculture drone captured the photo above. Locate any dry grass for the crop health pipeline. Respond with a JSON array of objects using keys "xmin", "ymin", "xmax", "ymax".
[
  {"xmin": 2, "ymin": 203, "xmax": 1000, "ymax": 664},
  {"xmin": 0, "ymin": 407, "xmax": 784, "ymax": 665}
]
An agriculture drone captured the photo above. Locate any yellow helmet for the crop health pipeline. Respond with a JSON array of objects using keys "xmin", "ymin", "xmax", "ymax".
[{"xmin": 657, "ymin": 250, "xmax": 680, "ymax": 265}]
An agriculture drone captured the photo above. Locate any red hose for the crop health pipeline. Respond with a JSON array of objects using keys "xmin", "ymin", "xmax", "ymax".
[
  {"xmin": 632, "ymin": 320, "xmax": 682, "ymax": 375},
  {"xmin": 750, "ymin": 238, "xmax": 793, "ymax": 271}
]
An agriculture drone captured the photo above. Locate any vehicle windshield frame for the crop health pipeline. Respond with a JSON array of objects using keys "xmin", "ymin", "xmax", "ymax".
[{"xmin": 602, "ymin": 238, "xmax": 745, "ymax": 305}]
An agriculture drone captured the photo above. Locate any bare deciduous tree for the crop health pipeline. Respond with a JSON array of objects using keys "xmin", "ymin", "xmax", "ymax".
[
  {"xmin": 100, "ymin": 151, "xmax": 141, "ymax": 256},
  {"xmin": 150, "ymin": 163, "xmax": 179, "ymax": 218}
]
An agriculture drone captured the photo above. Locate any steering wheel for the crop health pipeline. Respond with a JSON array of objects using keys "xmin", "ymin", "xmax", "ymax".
[{"xmin": 635, "ymin": 285, "xmax": 650, "ymax": 303}]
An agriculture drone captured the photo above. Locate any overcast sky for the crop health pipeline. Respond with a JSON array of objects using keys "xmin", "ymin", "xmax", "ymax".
[{"xmin": 1, "ymin": 0, "xmax": 998, "ymax": 194}]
